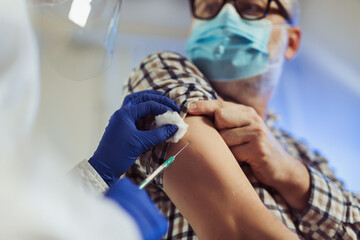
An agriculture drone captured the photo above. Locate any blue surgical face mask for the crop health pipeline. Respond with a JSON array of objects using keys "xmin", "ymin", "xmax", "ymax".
[{"xmin": 185, "ymin": 4, "xmax": 273, "ymax": 82}]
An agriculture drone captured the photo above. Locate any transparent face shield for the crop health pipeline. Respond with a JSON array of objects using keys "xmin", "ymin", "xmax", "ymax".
[{"xmin": 29, "ymin": 0, "xmax": 122, "ymax": 81}]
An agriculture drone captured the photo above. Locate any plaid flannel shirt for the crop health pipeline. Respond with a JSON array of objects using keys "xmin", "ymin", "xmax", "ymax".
[{"xmin": 123, "ymin": 52, "xmax": 360, "ymax": 240}]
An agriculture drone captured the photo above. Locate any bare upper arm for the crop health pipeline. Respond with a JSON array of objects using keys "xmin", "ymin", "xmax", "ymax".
[{"xmin": 163, "ymin": 116, "xmax": 297, "ymax": 240}]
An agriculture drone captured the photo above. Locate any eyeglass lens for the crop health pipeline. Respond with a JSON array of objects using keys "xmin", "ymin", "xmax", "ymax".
[{"xmin": 193, "ymin": 0, "xmax": 269, "ymax": 20}]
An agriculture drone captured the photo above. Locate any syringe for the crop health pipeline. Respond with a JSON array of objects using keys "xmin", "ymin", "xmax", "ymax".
[{"xmin": 138, "ymin": 142, "xmax": 190, "ymax": 189}]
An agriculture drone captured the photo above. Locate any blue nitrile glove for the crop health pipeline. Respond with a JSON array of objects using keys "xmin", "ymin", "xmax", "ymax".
[
  {"xmin": 105, "ymin": 178, "xmax": 168, "ymax": 240},
  {"xmin": 89, "ymin": 90, "xmax": 180, "ymax": 186}
]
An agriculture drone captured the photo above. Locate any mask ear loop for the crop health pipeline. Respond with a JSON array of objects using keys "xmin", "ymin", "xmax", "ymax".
[
  {"xmin": 257, "ymin": 23, "xmax": 289, "ymax": 94},
  {"xmin": 268, "ymin": 22, "xmax": 290, "ymax": 68}
]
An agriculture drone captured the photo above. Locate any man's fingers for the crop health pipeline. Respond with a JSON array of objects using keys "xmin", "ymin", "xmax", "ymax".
[
  {"xmin": 229, "ymin": 143, "xmax": 252, "ymax": 164},
  {"xmin": 188, "ymin": 100, "xmax": 224, "ymax": 116},
  {"xmin": 219, "ymin": 127, "xmax": 254, "ymax": 147},
  {"xmin": 189, "ymin": 100, "xmax": 258, "ymax": 130},
  {"xmin": 214, "ymin": 107, "xmax": 253, "ymax": 129},
  {"xmin": 230, "ymin": 142, "xmax": 266, "ymax": 171}
]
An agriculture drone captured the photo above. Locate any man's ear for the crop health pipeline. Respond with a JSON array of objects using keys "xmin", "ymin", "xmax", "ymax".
[{"xmin": 285, "ymin": 26, "xmax": 301, "ymax": 60}]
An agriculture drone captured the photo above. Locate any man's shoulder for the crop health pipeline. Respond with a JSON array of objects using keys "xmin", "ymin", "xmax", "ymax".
[
  {"xmin": 131, "ymin": 51, "xmax": 203, "ymax": 76},
  {"xmin": 133, "ymin": 51, "xmax": 188, "ymax": 69},
  {"xmin": 124, "ymin": 51, "xmax": 217, "ymax": 101}
]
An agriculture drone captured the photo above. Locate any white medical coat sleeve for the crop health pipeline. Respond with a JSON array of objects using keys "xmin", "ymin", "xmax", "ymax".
[{"xmin": 71, "ymin": 159, "xmax": 109, "ymax": 194}]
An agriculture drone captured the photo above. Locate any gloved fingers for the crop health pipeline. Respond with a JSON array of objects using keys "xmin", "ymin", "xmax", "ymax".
[
  {"xmin": 123, "ymin": 90, "xmax": 165, "ymax": 106},
  {"xmin": 135, "ymin": 94, "xmax": 180, "ymax": 112},
  {"xmin": 131, "ymin": 100, "xmax": 176, "ymax": 122},
  {"xmin": 137, "ymin": 125, "xmax": 178, "ymax": 151},
  {"xmin": 126, "ymin": 93, "xmax": 180, "ymax": 113}
]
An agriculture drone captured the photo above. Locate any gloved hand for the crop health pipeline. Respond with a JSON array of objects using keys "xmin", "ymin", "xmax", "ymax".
[
  {"xmin": 105, "ymin": 178, "xmax": 167, "ymax": 240},
  {"xmin": 89, "ymin": 90, "xmax": 180, "ymax": 185}
]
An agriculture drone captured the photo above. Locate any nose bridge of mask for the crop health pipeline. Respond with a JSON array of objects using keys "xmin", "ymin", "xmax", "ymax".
[{"xmin": 217, "ymin": 3, "xmax": 272, "ymax": 52}]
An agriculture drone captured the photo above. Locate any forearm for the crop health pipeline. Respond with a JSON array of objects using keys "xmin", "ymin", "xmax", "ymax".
[
  {"xmin": 273, "ymin": 154, "xmax": 311, "ymax": 210},
  {"xmin": 164, "ymin": 116, "xmax": 297, "ymax": 239}
]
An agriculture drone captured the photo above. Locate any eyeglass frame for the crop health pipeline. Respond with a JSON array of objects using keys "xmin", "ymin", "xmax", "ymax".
[{"xmin": 189, "ymin": 0, "xmax": 293, "ymax": 25}]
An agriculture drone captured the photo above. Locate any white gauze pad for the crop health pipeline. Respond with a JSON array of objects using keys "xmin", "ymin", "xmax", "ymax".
[{"xmin": 155, "ymin": 111, "xmax": 189, "ymax": 143}]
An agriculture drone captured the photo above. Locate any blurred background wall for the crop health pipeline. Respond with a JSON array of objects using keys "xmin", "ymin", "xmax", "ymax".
[{"xmin": 29, "ymin": 0, "xmax": 360, "ymax": 192}]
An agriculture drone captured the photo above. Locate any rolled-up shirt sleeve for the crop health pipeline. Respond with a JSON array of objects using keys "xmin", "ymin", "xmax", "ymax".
[
  {"xmin": 123, "ymin": 52, "xmax": 217, "ymax": 188},
  {"xmin": 293, "ymin": 156, "xmax": 360, "ymax": 238}
]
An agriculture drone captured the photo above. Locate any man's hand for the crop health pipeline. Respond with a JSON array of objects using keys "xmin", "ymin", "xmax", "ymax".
[{"xmin": 189, "ymin": 100, "xmax": 310, "ymax": 210}]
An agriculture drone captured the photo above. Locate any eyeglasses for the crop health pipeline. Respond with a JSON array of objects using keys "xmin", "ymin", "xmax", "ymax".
[{"xmin": 189, "ymin": 0, "xmax": 292, "ymax": 25}]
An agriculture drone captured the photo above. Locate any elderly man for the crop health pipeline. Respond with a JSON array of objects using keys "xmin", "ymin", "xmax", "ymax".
[{"xmin": 122, "ymin": 0, "xmax": 360, "ymax": 239}]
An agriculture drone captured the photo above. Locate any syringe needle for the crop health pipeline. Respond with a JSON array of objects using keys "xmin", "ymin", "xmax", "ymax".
[{"xmin": 173, "ymin": 142, "xmax": 190, "ymax": 158}]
